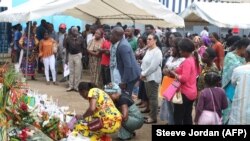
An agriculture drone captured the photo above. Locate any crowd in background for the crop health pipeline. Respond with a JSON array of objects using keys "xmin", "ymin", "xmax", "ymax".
[{"xmin": 9, "ymin": 20, "xmax": 250, "ymax": 140}]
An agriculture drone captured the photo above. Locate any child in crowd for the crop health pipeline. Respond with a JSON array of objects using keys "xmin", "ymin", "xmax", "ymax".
[
  {"xmin": 195, "ymin": 72, "xmax": 228, "ymax": 125},
  {"xmin": 197, "ymin": 47, "xmax": 219, "ymax": 92}
]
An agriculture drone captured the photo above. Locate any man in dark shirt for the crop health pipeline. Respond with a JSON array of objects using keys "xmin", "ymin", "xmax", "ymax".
[
  {"xmin": 14, "ymin": 24, "xmax": 22, "ymax": 63},
  {"xmin": 65, "ymin": 26, "xmax": 85, "ymax": 92},
  {"xmin": 36, "ymin": 19, "xmax": 47, "ymax": 73},
  {"xmin": 36, "ymin": 19, "xmax": 47, "ymax": 40},
  {"xmin": 142, "ymin": 24, "xmax": 162, "ymax": 49}
]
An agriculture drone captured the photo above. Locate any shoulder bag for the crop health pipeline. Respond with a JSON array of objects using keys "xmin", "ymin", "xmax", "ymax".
[{"xmin": 198, "ymin": 88, "xmax": 222, "ymax": 125}]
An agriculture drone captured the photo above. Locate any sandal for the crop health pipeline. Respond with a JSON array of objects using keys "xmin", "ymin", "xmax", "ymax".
[
  {"xmin": 141, "ymin": 109, "xmax": 150, "ymax": 113},
  {"xmin": 136, "ymin": 101, "xmax": 143, "ymax": 106},
  {"xmin": 138, "ymin": 104, "xmax": 146, "ymax": 108},
  {"xmin": 132, "ymin": 132, "xmax": 136, "ymax": 137},
  {"xmin": 144, "ymin": 118, "xmax": 157, "ymax": 124}
]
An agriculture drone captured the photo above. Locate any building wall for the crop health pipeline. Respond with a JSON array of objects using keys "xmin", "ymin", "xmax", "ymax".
[{"xmin": 158, "ymin": 0, "xmax": 226, "ymax": 14}]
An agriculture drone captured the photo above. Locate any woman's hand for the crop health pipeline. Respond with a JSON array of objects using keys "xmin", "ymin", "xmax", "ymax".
[
  {"xmin": 75, "ymin": 114, "xmax": 83, "ymax": 120},
  {"xmin": 169, "ymin": 70, "xmax": 179, "ymax": 80},
  {"xmin": 121, "ymin": 105, "xmax": 129, "ymax": 122},
  {"xmin": 140, "ymin": 75, "xmax": 146, "ymax": 81},
  {"xmin": 163, "ymin": 68, "xmax": 170, "ymax": 75},
  {"xmin": 138, "ymin": 60, "xmax": 142, "ymax": 64},
  {"xmin": 88, "ymin": 50, "xmax": 100, "ymax": 56},
  {"xmin": 82, "ymin": 98, "xmax": 97, "ymax": 118}
]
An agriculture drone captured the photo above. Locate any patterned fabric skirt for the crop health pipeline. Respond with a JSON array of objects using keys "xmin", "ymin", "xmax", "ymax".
[
  {"xmin": 73, "ymin": 113, "xmax": 122, "ymax": 141},
  {"xmin": 89, "ymin": 56, "xmax": 102, "ymax": 87},
  {"xmin": 21, "ymin": 54, "xmax": 37, "ymax": 76}
]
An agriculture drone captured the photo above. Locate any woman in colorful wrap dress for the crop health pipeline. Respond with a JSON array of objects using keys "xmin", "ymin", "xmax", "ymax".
[
  {"xmin": 19, "ymin": 31, "xmax": 39, "ymax": 80},
  {"xmin": 104, "ymin": 83, "xmax": 143, "ymax": 140},
  {"xmin": 74, "ymin": 82, "xmax": 122, "ymax": 141}
]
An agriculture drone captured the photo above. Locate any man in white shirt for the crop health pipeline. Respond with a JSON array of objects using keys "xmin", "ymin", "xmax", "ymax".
[
  {"xmin": 200, "ymin": 26, "xmax": 209, "ymax": 37},
  {"xmin": 86, "ymin": 25, "xmax": 96, "ymax": 45}
]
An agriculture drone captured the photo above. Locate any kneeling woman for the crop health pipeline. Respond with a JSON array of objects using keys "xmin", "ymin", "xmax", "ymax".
[
  {"xmin": 75, "ymin": 82, "xmax": 122, "ymax": 141},
  {"xmin": 105, "ymin": 83, "xmax": 144, "ymax": 140}
]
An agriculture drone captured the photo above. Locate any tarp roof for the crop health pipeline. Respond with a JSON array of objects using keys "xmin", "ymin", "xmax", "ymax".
[
  {"xmin": 180, "ymin": 2, "xmax": 250, "ymax": 28},
  {"xmin": 0, "ymin": 0, "xmax": 184, "ymax": 28}
]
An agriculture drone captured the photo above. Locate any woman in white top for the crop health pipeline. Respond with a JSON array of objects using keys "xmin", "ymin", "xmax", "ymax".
[{"xmin": 140, "ymin": 34, "xmax": 163, "ymax": 124}]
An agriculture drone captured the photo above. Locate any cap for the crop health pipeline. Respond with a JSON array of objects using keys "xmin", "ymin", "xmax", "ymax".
[
  {"xmin": 59, "ymin": 23, "xmax": 66, "ymax": 29},
  {"xmin": 232, "ymin": 27, "xmax": 239, "ymax": 34}
]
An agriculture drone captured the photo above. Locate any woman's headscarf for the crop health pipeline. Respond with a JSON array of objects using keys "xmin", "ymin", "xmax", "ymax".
[
  {"xmin": 104, "ymin": 83, "xmax": 121, "ymax": 94},
  {"xmin": 201, "ymin": 36, "xmax": 211, "ymax": 47}
]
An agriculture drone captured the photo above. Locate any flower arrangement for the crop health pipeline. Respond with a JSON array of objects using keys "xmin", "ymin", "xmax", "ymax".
[
  {"xmin": 40, "ymin": 115, "xmax": 69, "ymax": 140},
  {"xmin": 0, "ymin": 65, "xmax": 69, "ymax": 141}
]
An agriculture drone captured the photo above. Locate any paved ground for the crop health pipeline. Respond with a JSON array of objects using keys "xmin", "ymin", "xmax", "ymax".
[{"xmin": 27, "ymin": 70, "xmax": 165, "ymax": 141}]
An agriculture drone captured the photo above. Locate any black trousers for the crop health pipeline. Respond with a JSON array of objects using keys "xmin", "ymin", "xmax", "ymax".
[
  {"xmin": 101, "ymin": 65, "xmax": 111, "ymax": 86},
  {"xmin": 174, "ymin": 94, "xmax": 194, "ymax": 125},
  {"xmin": 138, "ymin": 80, "xmax": 148, "ymax": 101},
  {"xmin": 38, "ymin": 57, "xmax": 44, "ymax": 71}
]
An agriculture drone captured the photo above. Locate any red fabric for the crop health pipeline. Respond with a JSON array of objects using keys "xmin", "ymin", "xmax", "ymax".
[
  {"xmin": 100, "ymin": 40, "xmax": 111, "ymax": 65},
  {"xmin": 232, "ymin": 27, "xmax": 239, "ymax": 34},
  {"xmin": 101, "ymin": 135, "xmax": 112, "ymax": 141},
  {"xmin": 59, "ymin": 23, "xmax": 66, "ymax": 29},
  {"xmin": 175, "ymin": 56, "xmax": 200, "ymax": 101},
  {"xmin": 212, "ymin": 41, "xmax": 224, "ymax": 71}
]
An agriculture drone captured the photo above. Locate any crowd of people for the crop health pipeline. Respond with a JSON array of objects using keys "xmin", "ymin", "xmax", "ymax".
[{"xmin": 10, "ymin": 20, "xmax": 250, "ymax": 140}]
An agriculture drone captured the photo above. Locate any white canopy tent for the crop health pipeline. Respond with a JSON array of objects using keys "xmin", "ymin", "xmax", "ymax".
[
  {"xmin": 180, "ymin": 2, "xmax": 250, "ymax": 29},
  {"xmin": 0, "ymin": 0, "xmax": 184, "ymax": 28},
  {"xmin": 0, "ymin": 0, "xmax": 59, "ymax": 22}
]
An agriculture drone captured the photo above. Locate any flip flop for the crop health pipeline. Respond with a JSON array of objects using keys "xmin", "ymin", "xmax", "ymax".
[
  {"xmin": 144, "ymin": 118, "xmax": 157, "ymax": 124},
  {"xmin": 136, "ymin": 102, "xmax": 143, "ymax": 106},
  {"xmin": 140, "ymin": 109, "xmax": 150, "ymax": 113},
  {"xmin": 132, "ymin": 132, "xmax": 136, "ymax": 137},
  {"xmin": 138, "ymin": 104, "xmax": 146, "ymax": 108}
]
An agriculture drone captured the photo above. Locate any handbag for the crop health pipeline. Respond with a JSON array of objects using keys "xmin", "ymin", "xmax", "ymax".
[
  {"xmin": 163, "ymin": 80, "xmax": 181, "ymax": 101},
  {"xmin": 88, "ymin": 118, "xmax": 103, "ymax": 131},
  {"xmin": 171, "ymin": 91, "xmax": 183, "ymax": 104},
  {"xmin": 198, "ymin": 88, "xmax": 222, "ymax": 125},
  {"xmin": 160, "ymin": 76, "xmax": 175, "ymax": 97}
]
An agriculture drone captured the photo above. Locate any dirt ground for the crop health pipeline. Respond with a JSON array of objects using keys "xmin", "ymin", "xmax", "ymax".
[{"xmin": 28, "ymin": 70, "xmax": 165, "ymax": 141}]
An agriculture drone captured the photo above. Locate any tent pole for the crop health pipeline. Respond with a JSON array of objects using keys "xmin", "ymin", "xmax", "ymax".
[
  {"xmin": 2, "ymin": 22, "xmax": 7, "ymax": 64},
  {"xmin": 25, "ymin": 21, "xmax": 31, "ymax": 80},
  {"xmin": 183, "ymin": 27, "xmax": 186, "ymax": 37},
  {"xmin": 133, "ymin": 20, "xmax": 135, "ymax": 28}
]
